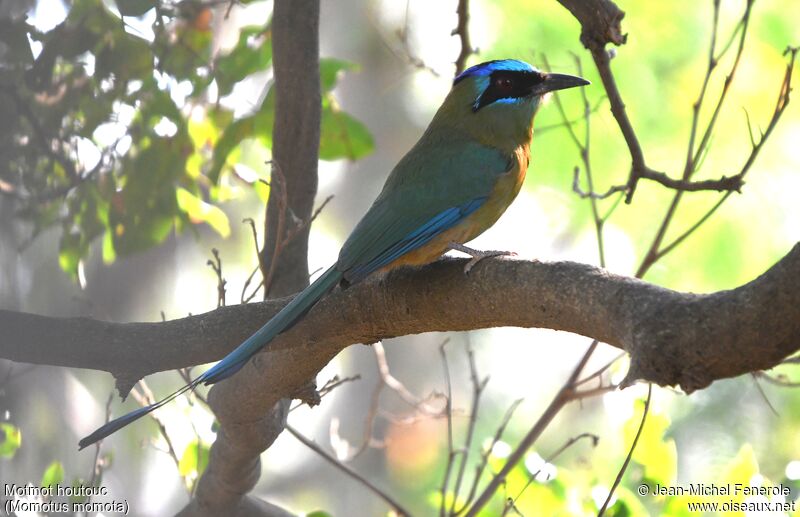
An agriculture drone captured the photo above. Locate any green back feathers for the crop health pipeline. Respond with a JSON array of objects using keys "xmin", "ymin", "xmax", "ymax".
[{"xmin": 337, "ymin": 133, "xmax": 511, "ymax": 278}]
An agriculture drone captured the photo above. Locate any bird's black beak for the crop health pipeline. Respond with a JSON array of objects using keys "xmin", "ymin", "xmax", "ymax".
[{"xmin": 532, "ymin": 72, "xmax": 590, "ymax": 96}]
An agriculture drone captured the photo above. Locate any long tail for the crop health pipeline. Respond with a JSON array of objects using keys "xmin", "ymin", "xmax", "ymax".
[{"xmin": 78, "ymin": 266, "xmax": 343, "ymax": 450}]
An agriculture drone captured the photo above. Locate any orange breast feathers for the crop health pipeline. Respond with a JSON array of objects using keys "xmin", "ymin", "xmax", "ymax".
[{"xmin": 383, "ymin": 143, "xmax": 530, "ymax": 270}]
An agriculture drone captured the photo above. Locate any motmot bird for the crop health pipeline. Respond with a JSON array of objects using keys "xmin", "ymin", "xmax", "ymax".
[{"xmin": 79, "ymin": 59, "xmax": 588, "ymax": 449}]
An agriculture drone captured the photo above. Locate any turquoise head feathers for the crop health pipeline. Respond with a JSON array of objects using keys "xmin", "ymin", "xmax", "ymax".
[
  {"xmin": 430, "ymin": 59, "xmax": 589, "ymax": 150},
  {"xmin": 454, "ymin": 59, "xmax": 589, "ymax": 112}
]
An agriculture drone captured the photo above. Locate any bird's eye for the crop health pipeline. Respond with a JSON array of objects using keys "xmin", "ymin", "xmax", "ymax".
[{"xmin": 493, "ymin": 76, "xmax": 515, "ymax": 94}]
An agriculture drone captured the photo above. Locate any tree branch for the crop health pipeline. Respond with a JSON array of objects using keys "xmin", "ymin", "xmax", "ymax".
[
  {"xmin": 453, "ymin": 0, "xmax": 475, "ymax": 75},
  {"xmin": 637, "ymin": 168, "xmax": 744, "ymax": 193},
  {"xmin": 4, "ymin": 244, "xmax": 799, "ymax": 399},
  {"xmin": 554, "ymin": 0, "xmax": 626, "ymax": 50},
  {"xmin": 186, "ymin": 0, "xmax": 322, "ymax": 514}
]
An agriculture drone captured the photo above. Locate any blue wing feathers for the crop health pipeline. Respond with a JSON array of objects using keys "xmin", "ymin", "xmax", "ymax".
[
  {"xmin": 345, "ymin": 197, "xmax": 487, "ymax": 282},
  {"xmin": 79, "ymin": 143, "xmax": 504, "ymax": 449}
]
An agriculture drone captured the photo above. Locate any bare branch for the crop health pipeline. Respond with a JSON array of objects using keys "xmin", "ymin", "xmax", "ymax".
[
  {"xmin": 571, "ymin": 168, "xmax": 626, "ymax": 200},
  {"xmin": 453, "ymin": 0, "xmax": 476, "ymax": 75},
  {"xmin": 450, "ymin": 344, "xmax": 488, "ymax": 515},
  {"xmin": 554, "ymin": 0, "xmax": 626, "ymax": 49},
  {"xmin": 506, "ymin": 432, "xmax": 599, "ymax": 513},
  {"xmin": 597, "ymin": 385, "xmax": 652, "ymax": 516},
  {"xmin": 241, "ymin": 218, "xmax": 265, "ymax": 303},
  {"xmin": 207, "ymin": 248, "xmax": 227, "ymax": 309},
  {"xmin": 464, "ymin": 341, "xmax": 600, "ymax": 516},
  {"xmin": 638, "ymin": 168, "xmax": 744, "ymax": 193},
  {"xmin": 87, "ymin": 393, "xmax": 114, "ymax": 501},
  {"xmin": 285, "ymin": 424, "xmax": 412, "ymax": 516},
  {"xmin": 459, "ymin": 398, "xmax": 523, "ymax": 512},
  {"xmin": 189, "ymin": 1, "xmax": 324, "ymax": 512},
  {"xmin": 650, "ymin": 46, "xmax": 798, "ymax": 266},
  {"xmin": 754, "ymin": 371, "xmax": 800, "ymax": 389},
  {"xmin": 378, "ymin": 1, "xmax": 441, "ymax": 77},
  {"xmin": 439, "ymin": 340, "xmax": 456, "ymax": 517},
  {"xmin": 260, "ymin": 163, "xmax": 289, "ymax": 297},
  {"xmin": 4, "ymin": 245, "xmax": 800, "ymax": 395}
]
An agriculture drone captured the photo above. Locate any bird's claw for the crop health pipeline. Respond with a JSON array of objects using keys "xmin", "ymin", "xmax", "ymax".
[
  {"xmin": 463, "ymin": 249, "xmax": 516, "ymax": 273},
  {"xmin": 447, "ymin": 242, "xmax": 517, "ymax": 274}
]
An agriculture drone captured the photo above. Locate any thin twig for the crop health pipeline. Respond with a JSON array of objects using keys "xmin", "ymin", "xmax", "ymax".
[
  {"xmin": 240, "ymin": 265, "xmax": 264, "ymax": 304},
  {"xmin": 690, "ymin": 0, "xmax": 754, "ymax": 170},
  {"xmin": 749, "ymin": 373, "xmax": 779, "ymax": 416},
  {"xmin": 572, "ymin": 167, "xmax": 627, "ymax": 200},
  {"xmin": 638, "ymin": 168, "xmax": 744, "ymax": 193},
  {"xmin": 504, "ymin": 433, "xmax": 599, "ymax": 514},
  {"xmin": 129, "ymin": 381, "xmax": 182, "ymax": 471},
  {"xmin": 382, "ymin": 0, "xmax": 441, "ymax": 76},
  {"xmin": 753, "ymin": 371, "xmax": 800, "ymax": 389},
  {"xmin": 637, "ymin": 0, "xmax": 756, "ymax": 276},
  {"xmin": 653, "ymin": 45, "xmax": 797, "ymax": 264},
  {"xmin": 573, "ymin": 352, "xmax": 626, "ymax": 388},
  {"xmin": 375, "ymin": 341, "xmax": 446, "ymax": 415},
  {"xmin": 241, "ymin": 217, "xmax": 264, "ymax": 303},
  {"xmin": 545, "ymin": 54, "xmax": 611, "ymax": 266},
  {"xmin": 453, "ymin": 0, "xmax": 476, "ymax": 75},
  {"xmin": 780, "ymin": 355, "xmax": 800, "ymax": 365},
  {"xmin": 449, "ymin": 345, "xmax": 489, "ymax": 516},
  {"xmin": 289, "ymin": 374, "xmax": 362, "ymax": 412},
  {"xmin": 439, "ymin": 339, "xmax": 457, "ymax": 517},
  {"xmin": 597, "ymin": 385, "xmax": 652, "ymax": 516},
  {"xmin": 457, "ymin": 398, "xmax": 523, "ymax": 514},
  {"xmin": 87, "ymin": 393, "xmax": 114, "ymax": 503},
  {"xmin": 585, "ymin": 45, "xmax": 646, "ymax": 204},
  {"xmin": 331, "ymin": 340, "xmax": 445, "ymax": 462},
  {"xmin": 260, "ymin": 164, "xmax": 288, "ymax": 297},
  {"xmin": 177, "ymin": 368, "xmax": 210, "ymax": 407},
  {"xmin": 282, "ymin": 195, "xmax": 334, "ymax": 247},
  {"xmin": 464, "ymin": 341, "xmax": 600, "ymax": 516},
  {"xmin": 206, "ymin": 248, "xmax": 226, "ymax": 308},
  {"xmin": 286, "ymin": 424, "xmax": 412, "ymax": 516},
  {"xmin": 535, "ymin": 95, "xmax": 605, "ymax": 134}
]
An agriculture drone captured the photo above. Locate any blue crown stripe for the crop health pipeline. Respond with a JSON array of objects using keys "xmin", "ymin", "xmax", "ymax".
[{"xmin": 454, "ymin": 59, "xmax": 537, "ymax": 85}]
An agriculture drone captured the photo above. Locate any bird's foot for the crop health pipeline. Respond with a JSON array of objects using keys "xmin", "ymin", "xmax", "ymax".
[{"xmin": 447, "ymin": 242, "xmax": 517, "ymax": 274}]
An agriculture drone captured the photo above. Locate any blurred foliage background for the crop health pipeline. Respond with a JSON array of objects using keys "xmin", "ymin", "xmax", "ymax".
[{"xmin": 0, "ymin": 0, "xmax": 798, "ymax": 515}]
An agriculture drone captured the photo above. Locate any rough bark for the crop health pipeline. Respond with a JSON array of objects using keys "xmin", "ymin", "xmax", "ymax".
[
  {"xmin": 193, "ymin": 0, "xmax": 320, "ymax": 514},
  {"xmin": 4, "ymin": 244, "xmax": 799, "ymax": 397},
  {"xmin": 259, "ymin": 0, "xmax": 320, "ymax": 299},
  {"xmin": 555, "ymin": 0, "xmax": 627, "ymax": 50}
]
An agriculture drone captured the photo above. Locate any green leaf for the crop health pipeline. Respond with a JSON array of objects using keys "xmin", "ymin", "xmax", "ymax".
[
  {"xmin": 209, "ymin": 91, "xmax": 274, "ymax": 183},
  {"xmin": 0, "ymin": 423, "xmax": 22, "ymax": 458},
  {"xmin": 111, "ymin": 137, "xmax": 185, "ymax": 255},
  {"xmin": 188, "ymin": 107, "xmax": 231, "ymax": 149},
  {"xmin": 215, "ymin": 25, "xmax": 273, "ymax": 96},
  {"xmin": 96, "ymin": 31, "xmax": 153, "ymax": 83},
  {"xmin": 158, "ymin": 24, "xmax": 212, "ymax": 82},
  {"xmin": 306, "ymin": 512, "xmax": 334, "ymax": 517},
  {"xmin": 179, "ymin": 440, "xmax": 210, "ymax": 479},
  {"xmin": 58, "ymin": 233, "xmax": 83, "ymax": 278},
  {"xmin": 57, "ymin": 182, "xmax": 110, "ymax": 276},
  {"xmin": 78, "ymin": 93, "xmax": 114, "ymax": 137},
  {"xmin": 176, "ymin": 188, "xmax": 231, "ymax": 237},
  {"xmin": 102, "ymin": 230, "xmax": 116, "ymax": 264},
  {"xmin": 320, "ymin": 58, "xmax": 358, "ymax": 92},
  {"xmin": 0, "ymin": 18, "xmax": 34, "ymax": 65},
  {"xmin": 319, "ymin": 98, "xmax": 374, "ymax": 161},
  {"xmin": 722, "ymin": 443, "xmax": 759, "ymax": 492},
  {"xmin": 42, "ymin": 461, "xmax": 65, "ymax": 487},
  {"xmin": 114, "ymin": 0, "xmax": 156, "ymax": 17},
  {"xmin": 511, "ymin": 478, "xmax": 569, "ymax": 516}
]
